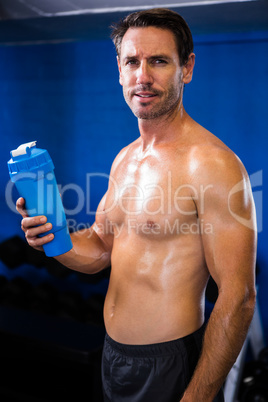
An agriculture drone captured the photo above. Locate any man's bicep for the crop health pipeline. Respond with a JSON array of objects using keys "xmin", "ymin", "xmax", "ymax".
[
  {"xmin": 92, "ymin": 191, "xmax": 114, "ymax": 253},
  {"xmin": 198, "ymin": 160, "xmax": 257, "ymax": 292}
]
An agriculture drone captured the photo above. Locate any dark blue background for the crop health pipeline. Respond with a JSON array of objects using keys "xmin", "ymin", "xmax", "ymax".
[{"xmin": 0, "ymin": 30, "xmax": 267, "ymax": 341}]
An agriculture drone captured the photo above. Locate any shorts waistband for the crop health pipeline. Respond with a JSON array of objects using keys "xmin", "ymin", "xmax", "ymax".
[{"xmin": 105, "ymin": 323, "xmax": 206, "ymax": 358}]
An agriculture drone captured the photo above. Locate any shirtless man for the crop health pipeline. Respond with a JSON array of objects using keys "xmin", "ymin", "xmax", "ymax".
[{"xmin": 17, "ymin": 8, "xmax": 257, "ymax": 402}]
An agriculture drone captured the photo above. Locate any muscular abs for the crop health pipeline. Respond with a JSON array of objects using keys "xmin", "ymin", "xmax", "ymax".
[{"xmin": 101, "ymin": 140, "xmax": 210, "ymax": 344}]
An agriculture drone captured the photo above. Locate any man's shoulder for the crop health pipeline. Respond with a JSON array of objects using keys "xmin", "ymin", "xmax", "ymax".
[
  {"xmin": 110, "ymin": 138, "xmax": 140, "ymax": 172},
  {"xmin": 187, "ymin": 126, "xmax": 246, "ymax": 184},
  {"xmin": 190, "ymin": 138, "xmax": 236, "ymax": 166}
]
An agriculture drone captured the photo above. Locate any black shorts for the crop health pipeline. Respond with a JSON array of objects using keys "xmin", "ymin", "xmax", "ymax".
[{"xmin": 102, "ymin": 324, "xmax": 224, "ymax": 401}]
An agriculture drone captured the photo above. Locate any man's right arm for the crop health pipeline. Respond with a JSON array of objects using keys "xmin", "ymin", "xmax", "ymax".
[{"xmin": 17, "ymin": 192, "xmax": 112, "ymax": 275}]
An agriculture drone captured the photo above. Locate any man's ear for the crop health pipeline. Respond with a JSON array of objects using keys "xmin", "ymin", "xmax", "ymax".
[
  {"xmin": 182, "ymin": 53, "xmax": 195, "ymax": 84},
  {"xmin": 117, "ymin": 56, "xmax": 123, "ymax": 86}
]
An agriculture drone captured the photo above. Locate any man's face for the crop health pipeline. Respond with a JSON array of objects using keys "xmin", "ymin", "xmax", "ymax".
[{"xmin": 117, "ymin": 27, "xmax": 185, "ymax": 120}]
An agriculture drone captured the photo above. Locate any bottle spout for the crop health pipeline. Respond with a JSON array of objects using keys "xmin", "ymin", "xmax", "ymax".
[{"xmin": 10, "ymin": 141, "xmax": 37, "ymax": 159}]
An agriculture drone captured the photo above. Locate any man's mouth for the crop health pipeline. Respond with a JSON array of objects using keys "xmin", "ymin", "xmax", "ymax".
[
  {"xmin": 134, "ymin": 92, "xmax": 158, "ymax": 100},
  {"xmin": 129, "ymin": 87, "xmax": 160, "ymax": 104}
]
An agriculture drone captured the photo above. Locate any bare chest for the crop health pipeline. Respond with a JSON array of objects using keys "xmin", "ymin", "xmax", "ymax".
[{"xmin": 104, "ymin": 156, "xmax": 205, "ymax": 238}]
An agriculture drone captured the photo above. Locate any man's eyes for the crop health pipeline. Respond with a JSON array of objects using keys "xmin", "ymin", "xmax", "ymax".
[
  {"xmin": 154, "ymin": 59, "xmax": 168, "ymax": 64},
  {"xmin": 126, "ymin": 59, "xmax": 138, "ymax": 65},
  {"xmin": 125, "ymin": 58, "xmax": 168, "ymax": 66}
]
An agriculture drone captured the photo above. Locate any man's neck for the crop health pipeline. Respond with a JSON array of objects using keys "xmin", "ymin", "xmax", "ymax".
[{"xmin": 138, "ymin": 104, "xmax": 187, "ymax": 151}]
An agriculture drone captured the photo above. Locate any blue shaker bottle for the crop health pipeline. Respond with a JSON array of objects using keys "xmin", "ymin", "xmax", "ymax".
[{"xmin": 7, "ymin": 141, "xmax": 73, "ymax": 257}]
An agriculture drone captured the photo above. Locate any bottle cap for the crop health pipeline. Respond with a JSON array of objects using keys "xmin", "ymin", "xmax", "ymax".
[
  {"xmin": 10, "ymin": 141, "xmax": 37, "ymax": 157},
  {"xmin": 7, "ymin": 141, "xmax": 54, "ymax": 180}
]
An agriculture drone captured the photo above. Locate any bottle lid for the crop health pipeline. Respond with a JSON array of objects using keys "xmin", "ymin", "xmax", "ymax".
[
  {"xmin": 10, "ymin": 141, "xmax": 37, "ymax": 158},
  {"xmin": 7, "ymin": 141, "xmax": 54, "ymax": 180}
]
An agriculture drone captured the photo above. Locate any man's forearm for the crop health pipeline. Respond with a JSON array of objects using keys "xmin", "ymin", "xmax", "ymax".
[
  {"xmin": 54, "ymin": 228, "xmax": 111, "ymax": 274},
  {"xmin": 181, "ymin": 291, "xmax": 256, "ymax": 401}
]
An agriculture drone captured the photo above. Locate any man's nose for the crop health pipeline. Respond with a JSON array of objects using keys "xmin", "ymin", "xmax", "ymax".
[{"xmin": 136, "ymin": 62, "xmax": 153, "ymax": 86}]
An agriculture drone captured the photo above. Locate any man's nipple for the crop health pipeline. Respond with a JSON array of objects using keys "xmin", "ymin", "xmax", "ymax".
[{"xmin": 146, "ymin": 220, "xmax": 156, "ymax": 229}]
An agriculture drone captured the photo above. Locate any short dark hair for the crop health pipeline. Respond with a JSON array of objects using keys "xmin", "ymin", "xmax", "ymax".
[{"xmin": 110, "ymin": 8, "xmax": 194, "ymax": 66}]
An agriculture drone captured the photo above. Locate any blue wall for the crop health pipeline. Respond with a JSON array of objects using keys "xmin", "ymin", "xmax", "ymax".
[{"xmin": 0, "ymin": 31, "xmax": 267, "ymax": 341}]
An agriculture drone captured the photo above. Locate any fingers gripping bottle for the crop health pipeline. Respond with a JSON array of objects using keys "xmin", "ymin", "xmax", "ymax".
[{"xmin": 7, "ymin": 141, "xmax": 73, "ymax": 257}]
